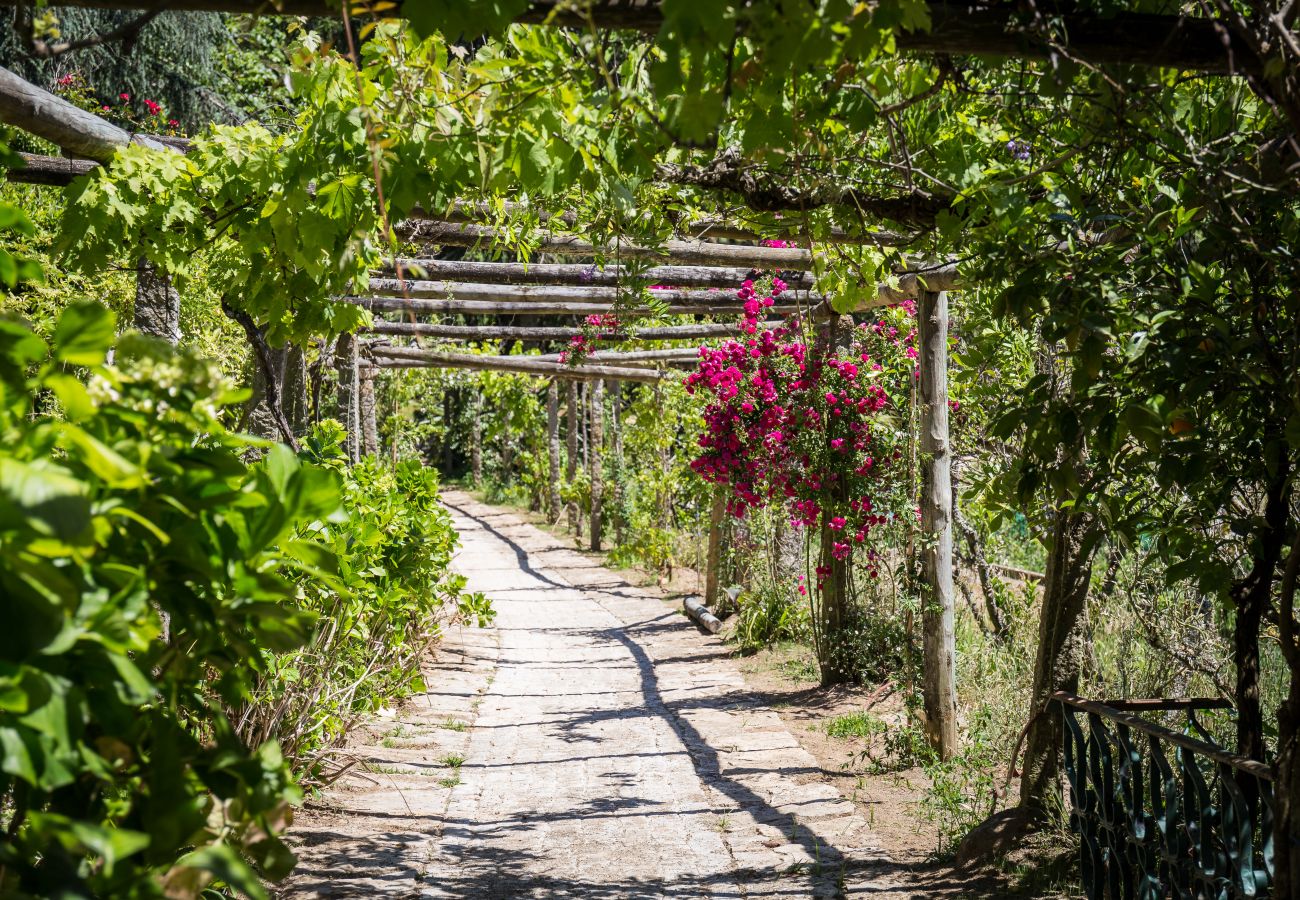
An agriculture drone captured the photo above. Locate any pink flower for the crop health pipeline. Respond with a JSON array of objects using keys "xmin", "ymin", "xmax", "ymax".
[{"xmin": 119, "ymin": 92, "xmax": 130, "ymax": 101}]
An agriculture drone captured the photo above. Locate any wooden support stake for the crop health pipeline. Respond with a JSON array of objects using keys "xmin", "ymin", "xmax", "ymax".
[
  {"xmin": 547, "ymin": 380, "xmax": 562, "ymax": 524},
  {"xmin": 918, "ymin": 289, "xmax": 958, "ymax": 760},
  {"xmin": 589, "ymin": 379, "xmax": 604, "ymax": 552}
]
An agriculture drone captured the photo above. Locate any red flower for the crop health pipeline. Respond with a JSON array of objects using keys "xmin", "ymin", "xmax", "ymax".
[{"xmin": 119, "ymin": 92, "xmax": 130, "ymax": 101}]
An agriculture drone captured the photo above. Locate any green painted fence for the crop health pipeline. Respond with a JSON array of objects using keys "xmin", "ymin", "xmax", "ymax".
[{"xmin": 1055, "ymin": 692, "xmax": 1275, "ymax": 899}]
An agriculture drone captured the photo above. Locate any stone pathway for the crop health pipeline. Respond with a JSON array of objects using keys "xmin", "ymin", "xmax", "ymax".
[{"xmin": 281, "ymin": 492, "xmax": 916, "ymax": 898}]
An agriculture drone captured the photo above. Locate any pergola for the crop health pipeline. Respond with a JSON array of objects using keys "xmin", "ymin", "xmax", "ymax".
[{"xmin": 0, "ymin": 44, "xmax": 965, "ymax": 760}]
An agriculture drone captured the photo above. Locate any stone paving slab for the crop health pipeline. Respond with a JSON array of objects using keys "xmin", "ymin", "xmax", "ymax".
[{"xmin": 282, "ymin": 492, "xmax": 919, "ymax": 899}]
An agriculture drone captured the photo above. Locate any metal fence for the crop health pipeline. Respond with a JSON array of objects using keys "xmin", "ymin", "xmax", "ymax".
[{"xmin": 1054, "ymin": 691, "xmax": 1275, "ymax": 899}]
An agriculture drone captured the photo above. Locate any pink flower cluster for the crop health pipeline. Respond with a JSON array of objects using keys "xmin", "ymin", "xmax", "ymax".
[
  {"xmin": 687, "ymin": 275, "xmax": 918, "ymax": 587},
  {"xmin": 560, "ymin": 313, "xmax": 625, "ymax": 365}
]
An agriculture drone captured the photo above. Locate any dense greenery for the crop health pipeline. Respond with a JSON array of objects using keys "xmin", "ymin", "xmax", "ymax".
[
  {"xmin": 0, "ymin": 306, "xmax": 485, "ymax": 892},
  {"xmin": 0, "ymin": 0, "xmax": 1297, "ymax": 893}
]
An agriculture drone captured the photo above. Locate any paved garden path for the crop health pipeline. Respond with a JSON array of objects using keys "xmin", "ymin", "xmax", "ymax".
[{"xmin": 282, "ymin": 492, "xmax": 915, "ymax": 898}]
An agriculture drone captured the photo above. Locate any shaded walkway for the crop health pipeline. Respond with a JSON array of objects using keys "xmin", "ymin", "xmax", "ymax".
[{"xmin": 282, "ymin": 492, "xmax": 916, "ymax": 898}]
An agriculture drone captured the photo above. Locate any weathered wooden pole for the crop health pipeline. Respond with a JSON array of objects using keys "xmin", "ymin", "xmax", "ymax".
[
  {"xmin": 918, "ymin": 289, "xmax": 958, "ymax": 760},
  {"xmin": 589, "ymin": 379, "xmax": 605, "ymax": 551},
  {"xmin": 611, "ymin": 383, "xmax": 625, "ymax": 546},
  {"xmin": 471, "ymin": 391, "xmax": 483, "ymax": 486},
  {"xmin": 566, "ymin": 380, "xmax": 581, "ymax": 535},
  {"xmin": 547, "ymin": 381, "xmax": 562, "ymax": 523},
  {"xmin": 134, "ymin": 260, "xmax": 180, "ymax": 344},
  {"xmin": 704, "ymin": 489, "xmax": 727, "ymax": 608},
  {"xmin": 359, "ymin": 366, "xmax": 379, "ymax": 458},
  {"xmin": 335, "ymin": 333, "xmax": 360, "ymax": 463}
]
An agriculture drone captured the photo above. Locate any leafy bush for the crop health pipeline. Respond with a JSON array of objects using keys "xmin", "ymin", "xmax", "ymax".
[
  {"xmin": 730, "ymin": 583, "xmax": 809, "ymax": 654},
  {"xmin": 0, "ymin": 306, "xmax": 490, "ymax": 896},
  {"xmin": 237, "ymin": 424, "xmax": 491, "ymax": 771},
  {"xmin": 0, "ymin": 303, "xmax": 334, "ymax": 896}
]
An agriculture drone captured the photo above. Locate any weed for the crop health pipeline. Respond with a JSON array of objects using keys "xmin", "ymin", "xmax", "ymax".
[
  {"xmin": 825, "ymin": 711, "xmax": 886, "ymax": 740},
  {"xmin": 437, "ymin": 775, "xmax": 461, "ymax": 788},
  {"xmin": 439, "ymin": 753, "xmax": 466, "ymax": 768},
  {"xmin": 440, "ymin": 717, "xmax": 467, "ymax": 732}
]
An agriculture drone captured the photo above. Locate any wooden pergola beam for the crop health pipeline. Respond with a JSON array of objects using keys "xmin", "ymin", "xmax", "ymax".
[
  {"xmin": 342, "ymin": 297, "xmax": 806, "ymax": 316},
  {"xmin": 380, "ymin": 259, "xmax": 815, "ymax": 290},
  {"xmin": 0, "ymin": 66, "xmax": 170, "ymax": 162},
  {"xmin": 0, "ymin": 1, "xmax": 1254, "ymax": 76},
  {"xmin": 363, "ymin": 320, "xmax": 773, "ymax": 340},
  {"xmin": 431, "ymin": 200, "xmax": 909, "ymax": 247},
  {"xmin": 362, "ymin": 346, "xmax": 675, "ymax": 384},
  {"xmin": 365, "ymin": 279, "xmax": 823, "ymax": 305},
  {"xmin": 395, "ymin": 221, "xmax": 816, "ymax": 270}
]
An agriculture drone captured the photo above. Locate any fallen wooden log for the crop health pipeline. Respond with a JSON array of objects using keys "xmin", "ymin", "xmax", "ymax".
[{"xmin": 683, "ymin": 596, "xmax": 723, "ymax": 634}]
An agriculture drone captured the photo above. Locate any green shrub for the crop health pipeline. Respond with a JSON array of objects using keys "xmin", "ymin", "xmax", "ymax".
[
  {"xmin": 0, "ymin": 304, "xmax": 334, "ymax": 896},
  {"xmin": 0, "ymin": 305, "xmax": 491, "ymax": 896},
  {"xmin": 239, "ymin": 426, "xmax": 492, "ymax": 770}
]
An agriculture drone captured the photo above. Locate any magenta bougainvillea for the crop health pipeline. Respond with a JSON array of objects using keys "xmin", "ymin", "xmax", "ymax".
[
  {"xmin": 559, "ymin": 313, "xmax": 625, "ymax": 365},
  {"xmin": 686, "ymin": 274, "xmax": 917, "ymax": 586}
]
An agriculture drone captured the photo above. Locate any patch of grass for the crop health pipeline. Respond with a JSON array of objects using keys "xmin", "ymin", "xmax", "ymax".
[
  {"xmin": 778, "ymin": 655, "xmax": 819, "ymax": 684},
  {"xmin": 362, "ymin": 762, "xmax": 410, "ymax": 775},
  {"xmin": 440, "ymin": 717, "xmax": 467, "ymax": 732},
  {"xmin": 438, "ymin": 753, "xmax": 466, "ymax": 769},
  {"xmin": 825, "ymin": 711, "xmax": 886, "ymax": 740},
  {"xmin": 437, "ymin": 775, "xmax": 461, "ymax": 788}
]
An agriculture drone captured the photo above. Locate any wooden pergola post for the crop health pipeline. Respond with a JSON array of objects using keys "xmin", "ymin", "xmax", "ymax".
[
  {"xmin": 547, "ymin": 380, "xmax": 562, "ymax": 523},
  {"xmin": 704, "ymin": 489, "xmax": 727, "ymax": 608},
  {"xmin": 566, "ymin": 380, "xmax": 581, "ymax": 535},
  {"xmin": 918, "ymin": 289, "xmax": 959, "ymax": 760},
  {"xmin": 134, "ymin": 260, "xmax": 180, "ymax": 345},
  {"xmin": 611, "ymin": 383, "xmax": 625, "ymax": 545},
  {"xmin": 359, "ymin": 366, "xmax": 378, "ymax": 458},
  {"xmin": 589, "ymin": 379, "xmax": 604, "ymax": 552},
  {"xmin": 335, "ymin": 333, "xmax": 360, "ymax": 463},
  {"xmin": 470, "ymin": 391, "xmax": 483, "ymax": 486}
]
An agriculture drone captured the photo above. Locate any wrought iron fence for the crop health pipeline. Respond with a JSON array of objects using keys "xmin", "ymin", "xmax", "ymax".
[{"xmin": 1054, "ymin": 691, "xmax": 1275, "ymax": 899}]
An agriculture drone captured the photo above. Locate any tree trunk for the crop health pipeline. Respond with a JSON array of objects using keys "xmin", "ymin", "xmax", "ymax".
[
  {"xmin": 134, "ymin": 260, "xmax": 180, "ymax": 344},
  {"xmin": 1276, "ymin": 668, "xmax": 1300, "ymax": 896},
  {"xmin": 918, "ymin": 290, "xmax": 959, "ymax": 760},
  {"xmin": 359, "ymin": 366, "xmax": 378, "ymax": 458},
  {"xmin": 1231, "ymin": 468, "xmax": 1290, "ymax": 763},
  {"xmin": 589, "ymin": 379, "xmax": 604, "ymax": 552},
  {"xmin": 1018, "ymin": 506, "xmax": 1099, "ymax": 817},
  {"xmin": 814, "ymin": 521, "xmax": 852, "ymax": 685},
  {"xmin": 566, "ymin": 380, "xmax": 581, "ymax": 535},
  {"xmin": 335, "ymin": 333, "xmax": 360, "ymax": 463},
  {"xmin": 547, "ymin": 380, "xmax": 562, "ymax": 523}
]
